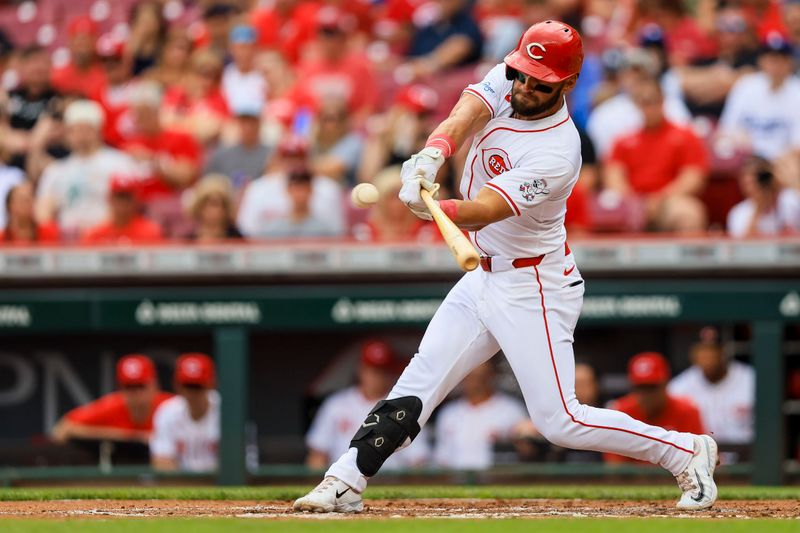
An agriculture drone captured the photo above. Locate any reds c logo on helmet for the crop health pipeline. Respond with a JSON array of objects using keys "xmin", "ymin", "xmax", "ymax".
[{"xmin": 504, "ymin": 20, "xmax": 584, "ymax": 83}]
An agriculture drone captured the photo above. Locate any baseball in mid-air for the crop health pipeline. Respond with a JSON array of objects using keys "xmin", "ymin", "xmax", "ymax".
[{"xmin": 350, "ymin": 183, "xmax": 379, "ymax": 208}]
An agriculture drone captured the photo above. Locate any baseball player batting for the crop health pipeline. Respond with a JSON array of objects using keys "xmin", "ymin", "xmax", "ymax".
[{"xmin": 294, "ymin": 20, "xmax": 719, "ymax": 513}]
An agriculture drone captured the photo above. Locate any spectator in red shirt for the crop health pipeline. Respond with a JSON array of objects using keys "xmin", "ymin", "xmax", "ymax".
[
  {"xmin": 603, "ymin": 78, "xmax": 709, "ymax": 233},
  {"xmin": 92, "ymin": 36, "xmax": 135, "ymax": 148},
  {"xmin": 605, "ymin": 352, "xmax": 705, "ymax": 465},
  {"xmin": 297, "ymin": 7, "xmax": 378, "ymax": 124},
  {"xmin": 51, "ymin": 354, "xmax": 173, "ymax": 444},
  {"xmin": 82, "ymin": 174, "xmax": 163, "ymax": 245},
  {"xmin": 51, "ymin": 16, "xmax": 107, "ymax": 98},
  {"xmin": 162, "ymin": 49, "xmax": 230, "ymax": 145},
  {"xmin": 1, "ymin": 182, "xmax": 59, "ymax": 244},
  {"xmin": 123, "ymin": 82, "xmax": 202, "ymax": 235}
]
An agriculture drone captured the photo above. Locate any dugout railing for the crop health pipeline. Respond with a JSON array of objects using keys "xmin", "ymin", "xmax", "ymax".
[{"xmin": 0, "ymin": 237, "xmax": 798, "ymax": 486}]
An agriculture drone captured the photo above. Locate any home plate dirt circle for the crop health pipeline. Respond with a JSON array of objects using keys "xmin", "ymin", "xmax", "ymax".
[{"xmin": 0, "ymin": 499, "xmax": 797, "ymax": 519}]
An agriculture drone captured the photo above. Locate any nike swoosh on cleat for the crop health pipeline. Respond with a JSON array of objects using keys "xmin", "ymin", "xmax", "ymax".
[
  {"xmin": 563, "ymin": 265, "xmax": 575, "ymax": 276},
  {"xmin": 691, "ymin": 470, "xmax": 705, "ymax": 502},
  {"xmin": 336, "ymin": 488, "xmax": 351, "ymax": 499}
]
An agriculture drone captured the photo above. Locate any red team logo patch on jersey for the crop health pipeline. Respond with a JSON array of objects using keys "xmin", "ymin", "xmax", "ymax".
[{"xmin": 482, "ymin": 148, "xmax": 512, "ymax": 177}]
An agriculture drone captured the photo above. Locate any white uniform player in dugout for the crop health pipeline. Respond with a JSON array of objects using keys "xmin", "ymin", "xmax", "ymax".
[{"xmin": 294, "ymin": 20, "xmax": 720, "ymax": 513}]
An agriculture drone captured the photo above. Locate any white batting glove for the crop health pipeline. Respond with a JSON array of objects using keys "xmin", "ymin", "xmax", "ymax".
[{"xmin": 399, "ymin": 147, "xmax": 445, "ymax": 220}]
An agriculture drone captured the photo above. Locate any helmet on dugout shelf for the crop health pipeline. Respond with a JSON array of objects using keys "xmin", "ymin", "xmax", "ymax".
[{"xmin": 504, "ymin": 20, "xmax": 584, "ymax": 83}]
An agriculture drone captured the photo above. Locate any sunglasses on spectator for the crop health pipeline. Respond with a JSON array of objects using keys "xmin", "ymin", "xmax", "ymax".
[
  {"xmin": 508, "ymin": 68, "xmax": 556, "ymax": 94},
  {"xmin": 180, "ymin": 383, "xmax": 207, "ymax": 391}
]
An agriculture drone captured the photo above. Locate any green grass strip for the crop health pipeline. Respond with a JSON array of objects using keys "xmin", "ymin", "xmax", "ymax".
[
  {"xmin": 1, "ymin": 519, "xmax": 799, "ymax": 533},
  {"xmin": 0, "ymin": 485, "xmax": 798, "ymax": 502}
]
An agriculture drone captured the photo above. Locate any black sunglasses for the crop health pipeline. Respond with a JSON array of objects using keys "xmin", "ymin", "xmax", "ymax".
[{"xmin": 507, "ymin": 67, "xmax": 556, "ymax": 94}]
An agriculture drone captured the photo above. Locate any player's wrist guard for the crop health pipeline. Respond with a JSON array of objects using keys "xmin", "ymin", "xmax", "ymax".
[{"xmin": 425, "ymin": 134, "xmax": 456, "ymax": 159}]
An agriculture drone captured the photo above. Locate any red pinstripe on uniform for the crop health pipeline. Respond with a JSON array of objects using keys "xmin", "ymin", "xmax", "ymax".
[
  {"xmin": 485, "ymin": 183, "xmax": 521, "ymax": 216},
  {"xmin": 532, "ymin": 265, "xmax": 695, "ymax": 456}
]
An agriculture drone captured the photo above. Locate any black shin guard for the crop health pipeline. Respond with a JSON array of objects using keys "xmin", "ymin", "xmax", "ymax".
[{"xmin": 349, "ymin": 396, "xmax": 423, "ymax": 477}]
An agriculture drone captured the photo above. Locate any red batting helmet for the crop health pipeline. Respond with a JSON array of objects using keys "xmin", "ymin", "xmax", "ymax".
[{"xmin": 504, "ymin": 20, "xmax": 584, "ymax": 83}]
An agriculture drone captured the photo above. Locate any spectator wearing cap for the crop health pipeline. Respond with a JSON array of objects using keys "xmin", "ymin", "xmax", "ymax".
[
  {"xmin": 186, "ymin": 174, "xmax": 243, "ymax": 242},
  {"xmin": 358, "ymin": 84, "xmax": 439, "ymax": 184},
  {"xmin": 727, "ymin": 156, "xmax": 800, "ymax": 237},
  {"xmin": 604, "ymin": 352, "xmax": 705, "ymax": 465},
  {"xmin": 305, "ymin": 340, "xmax": 430, "ymax": 470},
  {"xmin": 402, "ymin": 0, "xmax": 483, "ymax": 81},
  {"xmin": 222, "ymin": 25, "xmax": 267, "ymax": 115},
  {"xmin": 126, "ymin": 1, "xmax": 168, "ymax": 77},
  {"xmin": 81, "ymin": 174, "xmax": 163, "ymax": 245},
  {"xmin": 51, "ymin": 354, "xmax": 173, "ymax": 445},
  {"xmin": 51, "ymin": 15, "xmax": 107, "ymax": 98},
  {"xmin": 587, "ymin": 48, "xmax": 691, "ymax": 159},
  {"xmin": 434, "ymin": 360, "xmax": 527, "ymax": 470},
  {"xmin": 668, "ymin": 328, "xmax": 754, "ymax": 445},
  {"xmin": 92, "ymin": 36, "xmax": 136, "ymax": 148},
  {"xmin": 257, "ymin": 165, "xmax": 337, "ymax": 238},
  {"xmin": 311, "ymin": 97, "xmax": 363, "ymax": 186},
  {"xmin": 2, "ymin": 181, "xmax": 59, "ymax": 243},
  {"xmin": 151, "ymin": 353, "xmax": 220, "ymax": 472},
  {"xmin": 161, "ymin": 49, "xmax": 230, "ymax": 145},
  {"xmin": 237, "ymin": 137, "xmax": 344, "ymax": 238},
  {"xmin": 204, "ymin": 107, "xmax": 270, "ymax": 193},
  {"xmin": 35, "ymin": 100, "xmax": 138, "ymax": 240},
  {"xmin": 295, "ymin": 7, "xmax": 378, "ymax": 123},
  {"xmin": 352, "ymin": 165, "xmax": 439, "ymax": 242},
  {"xmin": 122, "ymin": 81, "xmax": 202, "ymax": 235},
  {"xmin": 718, "ymin": 33, "xmax": 800, "ymax": 163},
  {"xmin": 603, "ymin": 78, "xmax": 709, "ymax": 233},
  {"xmin": 1, "ymin": 45, "xmax": 63, "ymax": 170}
]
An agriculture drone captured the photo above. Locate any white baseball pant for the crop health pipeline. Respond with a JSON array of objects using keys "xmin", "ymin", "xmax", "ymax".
[{"xmin": 327, "ymin": 247, "xmax": 696, "ymax": 491}]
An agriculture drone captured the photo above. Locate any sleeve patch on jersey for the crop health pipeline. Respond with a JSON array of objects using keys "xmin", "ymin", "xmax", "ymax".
[
  {"xmin": 519, "ymin": 179, "xmax": 550, "ymax": 202},
  {"xmin": 485, "ymin": 182, "xmax": 521, "ymax": 216}
]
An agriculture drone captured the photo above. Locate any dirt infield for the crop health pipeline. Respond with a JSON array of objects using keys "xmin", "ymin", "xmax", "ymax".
[{"xmin": 0, "ymin": 499, "xmax": 797, "ymax": 520}]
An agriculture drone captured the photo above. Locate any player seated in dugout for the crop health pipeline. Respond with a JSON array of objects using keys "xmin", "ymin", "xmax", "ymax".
[
  {"xmin": 150, "ymin": 353, "xmax": 220, "ymax": 472},
  {"xmin": 604, "ymin": 352, "xmax": 705, "ymax": 465},
  {"xmin": 51, "ymin": 354, "xmax": 173, "ymax": 447}
]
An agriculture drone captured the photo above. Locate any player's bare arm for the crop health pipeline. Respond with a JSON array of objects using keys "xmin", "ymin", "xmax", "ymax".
[{"xmin": 438, "ymin": 187, "xmax": 515, "ymax": 231}]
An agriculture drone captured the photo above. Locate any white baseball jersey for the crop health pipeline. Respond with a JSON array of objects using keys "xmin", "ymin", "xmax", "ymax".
[
  {"xmin": 326, "ymin": 65, "xmax": 699, "ymax": 493},
  {"xmin": 668, "ymin": 361, "xmax": 754, "ymax": 444},
  {"xmin": 150, "ymin": 390, "xmax": 220, "ymax": 472},
  {"xmin": 306, "ymin": 386, "xmax": 430, "ymax": 470},
  {"xmin": 434, "ymin": 393, "xmax": 527, "ymax": 470},
  {"xmin": 461, "ymin": 64, "xmax": 582, "ymax": 259},
  {"xmin": 718, "ymin": 72, "xmax": 800, "ymax": 161}
]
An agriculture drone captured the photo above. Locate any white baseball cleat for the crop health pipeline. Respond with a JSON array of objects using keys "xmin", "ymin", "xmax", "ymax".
[
  {"xmin": 292, "ymin": 476, "xmax": 364, "ymax": 513},
  {"xmin": 675, "ymin": 435, "xmax": 719, "ymax": 510}
]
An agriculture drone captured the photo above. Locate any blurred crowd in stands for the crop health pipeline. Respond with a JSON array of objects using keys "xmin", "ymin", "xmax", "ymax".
[
  {"xmin": 0, "ymin": 0, "xmax": 798, "ymax": 245},
  {"xmin": 51, "ymin": 326, "xmax": 755, "ymax": 472}
]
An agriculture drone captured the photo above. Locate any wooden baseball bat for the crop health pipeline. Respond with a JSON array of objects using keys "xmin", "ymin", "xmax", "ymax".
[{"xmin": 420, "ymin": 189, "xmax": 480, "ymax": 272}]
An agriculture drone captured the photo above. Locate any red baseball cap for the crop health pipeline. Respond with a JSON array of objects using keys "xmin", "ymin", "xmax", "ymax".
[
  {"xmin": 395, "ymin": 84, "xmax": 438, "ymax": 114},
  {"xmin": 628, "ymin": 352, "xmax": 671, "ymax": 386},
  {"xmin": 360, "ymin": 340, "xmax": 398, "ymax": 370},
  {"xmin": 175, "ymin": 353, "xmax": 216, "ymax": 387},
  {"xmin": 109, "ymin": 174, "xmax": 141, "ymax": 197},
  {"xmin": 96, "ymin": 34, "xmax": 125, "ymax": 60},
  {"xmin": 68, "ymin": 16, "xmax": 99, "ymax": 38},
  {"xmin": 116, "ymin": 354, "xmax": 156, "ymax": 387}
]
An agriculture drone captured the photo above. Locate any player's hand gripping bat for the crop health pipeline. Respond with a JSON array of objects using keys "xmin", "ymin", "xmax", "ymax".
[{"xmin": 420, "ymin": 189, "xmax": 480, "ymax": 272}]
